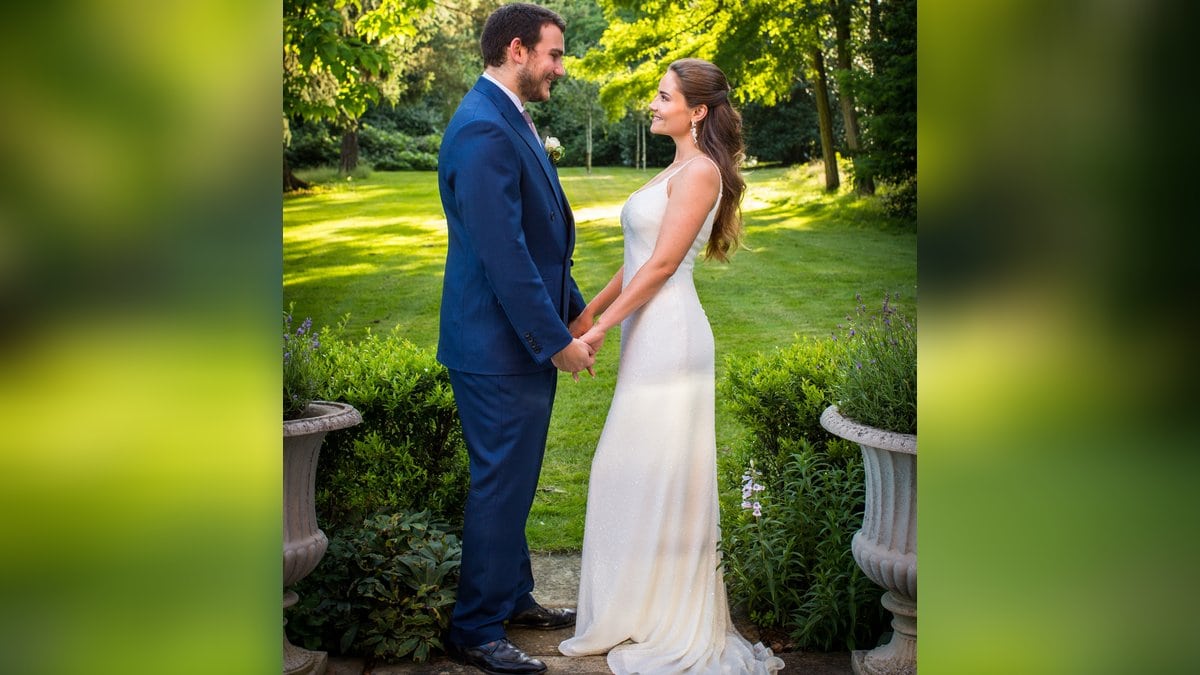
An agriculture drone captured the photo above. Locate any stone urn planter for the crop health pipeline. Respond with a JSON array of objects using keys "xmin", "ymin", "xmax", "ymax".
[
  {"xmin": 821, "ymin": 405, "xmax": 917, "ymax": 675},
  {"xmin": 283, "ymin": 401, "xmax": 362, "ymax": 675}
]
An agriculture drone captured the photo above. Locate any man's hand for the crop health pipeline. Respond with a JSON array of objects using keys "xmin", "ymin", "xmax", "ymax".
[{"xmin": 551, "ymin": 338, "xmax": 596, "ymax": 380}]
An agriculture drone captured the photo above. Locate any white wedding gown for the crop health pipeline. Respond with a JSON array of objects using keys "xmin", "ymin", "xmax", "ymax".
[{"xmin": 558, "ymin": 157, "xmax": 785, "ymax": 674}]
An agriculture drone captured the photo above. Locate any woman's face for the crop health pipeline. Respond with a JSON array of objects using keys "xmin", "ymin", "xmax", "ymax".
[{"xmin": 648, "ymin": 70, "xmax": 695, "ymax": 138}]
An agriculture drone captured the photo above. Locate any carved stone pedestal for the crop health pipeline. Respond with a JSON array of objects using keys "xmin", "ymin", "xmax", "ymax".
[
  {"xmin": 821, "ymin": 406, "xmax": 917, "ymax": 675},
  {"xmin": 283, "ymin": 401, "xmax": 362, "ymax": 675}
]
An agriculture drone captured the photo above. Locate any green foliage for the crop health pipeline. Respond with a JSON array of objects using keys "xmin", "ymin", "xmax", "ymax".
[
  {"xmin": 283, "ymin": 310, "xmax": 328, "ymax": 419},
  {"xmin": 288, "ymin": 510, "xmax": 461, "ymax": 663},
  {"xmin": 285, "ymin": 119, "xmax": 342, "ymax": 168},
  {"xmin": 832, "ymin": 293, "xmax": 917, "ymax": 435},
  {"xmin": 720, "ymin": 336, "xmax": 851, "ymax": 477},
  {"xmin": 283, "ymin": 0, "xmax": 436, "ymax": 125},
  {"xmin": 741, "ymin": 83, "xmax": 821, "ymax": 165},
  {"xmin": 880, "ymin": 178, "xmax": 916, "ymax": 222},
  {"xmin": 856, "ymin": 0, "xmax": 916, "ymax": 188},
  {"xmin": 358, "ymin": 124, "xmax": 439, "ymax": 171},
  {"xmin": 719, "ymin": 333, "xmax": 888, "ymax": 649},
  {"xmin": 314, "ymin": 326, "xmax": 468, "ymax": 530},
  {"xmin": 722, "ymin": 446, "xmax": 887, "ymax": 651}
]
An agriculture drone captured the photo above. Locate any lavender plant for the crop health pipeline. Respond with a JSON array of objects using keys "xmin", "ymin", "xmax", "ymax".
[
  {"xmin": 283, "ymin": 310, "xmax": 327, "ymax": 419},
  {"xmin": 832, "ymin": 293, "xmax": 916, "ymax": 434}
]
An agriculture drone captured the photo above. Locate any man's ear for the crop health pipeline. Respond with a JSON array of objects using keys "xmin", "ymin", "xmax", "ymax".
[{"xmin": 507, "ymin": 37, "xmax": 526, "ymax": 65}]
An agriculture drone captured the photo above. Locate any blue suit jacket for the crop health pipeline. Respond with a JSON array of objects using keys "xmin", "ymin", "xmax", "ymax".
[{"xmin": 437, "ymin": 77, "xmax": 586, "ymax": 374}]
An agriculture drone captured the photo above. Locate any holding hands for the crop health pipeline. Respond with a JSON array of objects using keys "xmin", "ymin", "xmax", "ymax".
[
  {"xmin": 551, "ymin": 337, "xmax": 596, "ymax": 381},
  {"xmin": 579, "ymin": 325, "xmax": 606, "ymax": 355}
]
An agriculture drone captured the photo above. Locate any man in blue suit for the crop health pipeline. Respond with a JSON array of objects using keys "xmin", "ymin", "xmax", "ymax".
[{"xmin": 437, "ymin": 4, "xmax": 596, "ymax": 673}]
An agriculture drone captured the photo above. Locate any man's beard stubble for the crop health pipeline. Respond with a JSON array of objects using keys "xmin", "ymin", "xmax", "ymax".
[{"xmin": 517, "ymin": 65, "xmax": 550, "ymax": 103}]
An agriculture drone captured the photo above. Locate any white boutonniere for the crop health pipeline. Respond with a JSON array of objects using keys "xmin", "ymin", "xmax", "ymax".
[{"xmin": 544, "ymin": 136, "xmax": 565, "ymax": 164}]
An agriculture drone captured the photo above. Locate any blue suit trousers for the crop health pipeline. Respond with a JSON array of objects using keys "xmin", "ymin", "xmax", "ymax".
[{"xmin": 447, "ymin": 367, "xmax": 558, "ymax": 646}]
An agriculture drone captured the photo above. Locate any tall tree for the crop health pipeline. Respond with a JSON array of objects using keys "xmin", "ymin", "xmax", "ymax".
[
  {"xmin": 283, "ymin": 0, "xmax": 432, "ymax": 189},
  {"xmin": 831, "ymin": 0, "xmax": 874, "ymax": 194},
  {"xmin": 810, "ymin": 46, "xmax": 840, "ymax": 190},
  {"xmin": 571, "ymin": 0, "xmax": 845, "ymax": 188}
]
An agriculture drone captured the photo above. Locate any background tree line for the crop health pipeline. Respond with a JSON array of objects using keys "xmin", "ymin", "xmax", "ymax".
[{"xmin": 284, "ymin": 0, "xmax": 914, "ymax": 216}]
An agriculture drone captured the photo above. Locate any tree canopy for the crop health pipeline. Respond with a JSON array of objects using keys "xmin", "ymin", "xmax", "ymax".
[{"xmin": 283, "ymin": 0, "xmax": 434, "ymax": 127}]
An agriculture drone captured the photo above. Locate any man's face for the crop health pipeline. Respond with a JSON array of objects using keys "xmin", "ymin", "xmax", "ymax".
[{"xmin": 517, "ymin": 24, "xmax": 565, "ymax": 103}]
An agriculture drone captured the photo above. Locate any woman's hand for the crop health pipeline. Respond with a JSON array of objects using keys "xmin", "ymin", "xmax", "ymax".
[
  {"xmin": 569, "ymin": 312, "xmax": 595, "ymax": 338},
  {"xmin": 580, "ymin": 325, "xmax": 606, "ymax": 354}
]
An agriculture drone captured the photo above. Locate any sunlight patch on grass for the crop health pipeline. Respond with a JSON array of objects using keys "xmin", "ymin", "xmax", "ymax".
[
  {"xmin": 285, "ymin": 262, "xmax": 380, "ymax": 287},
  {"xmin": 572, "ymin": 203, "xmax": 625, "ymax": 223}
]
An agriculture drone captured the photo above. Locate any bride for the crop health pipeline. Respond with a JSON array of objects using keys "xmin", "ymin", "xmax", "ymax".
[{"xmin": 558, "ymin": 58, "xmax": 785, "ymax": 674}]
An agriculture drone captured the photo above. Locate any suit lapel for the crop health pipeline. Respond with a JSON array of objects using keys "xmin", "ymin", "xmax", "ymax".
[{"xmin": 475, "ymin": 78, "xmax": 570, "ymax": 218}]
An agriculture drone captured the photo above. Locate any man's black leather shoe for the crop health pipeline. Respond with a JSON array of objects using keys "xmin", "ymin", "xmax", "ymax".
[
  {"xmin": 445, "ymin": 638, "xmax": 546, "ymax": 675},
  {"xmin": 507, "ymin": 603, "xmax": 577, "ymax": 630}
]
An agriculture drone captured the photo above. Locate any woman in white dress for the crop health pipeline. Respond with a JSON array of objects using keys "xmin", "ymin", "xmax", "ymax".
[{"xmin": 558, "ymin": 59, "xmax": 784, "ymax": 674}]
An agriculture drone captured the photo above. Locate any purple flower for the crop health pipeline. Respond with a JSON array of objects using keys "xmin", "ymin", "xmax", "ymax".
[{"xmin": 752, "ymin": 502, "xmax": 762, "ymax": 518}]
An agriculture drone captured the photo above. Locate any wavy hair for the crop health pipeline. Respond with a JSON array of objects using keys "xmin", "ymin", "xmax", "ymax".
[{"xmin": 668, "ymin": 58, "xmax": 746, "ymax": 262}]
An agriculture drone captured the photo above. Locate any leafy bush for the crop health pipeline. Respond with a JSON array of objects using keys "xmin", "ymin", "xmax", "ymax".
[
  {"xmin": 723, "ymin": 446, "xmax": 886, "ymax": 651},
  {"xmin": 286, "ymin": 119, "xmax": 340, "ymax": 168},
  {"xmin": 358, "ymin": 124, "xmax": 439, "ymax": 171},
  {"xmin": 720, "ymin": 336, "xmax": 852, "ymax": 477},
  {"xmin": 315, "ymin": 326, "xmax": 468, "ymax": 531},
  {"xmin": 881, "ymin": 178, "xmax": 917, "ymax": 222},
  {"xmin": 719, "ymin": 335, "xmax": 887, "ymax": 650},
  {"xmin": 288, "ymin": 510, "xmax": 461, "ymax": 663},
  {"xmin": 832, "ymin": 293, "xmax": 917, "ymax": 434}
]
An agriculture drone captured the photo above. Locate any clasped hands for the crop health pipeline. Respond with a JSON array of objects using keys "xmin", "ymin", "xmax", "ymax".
[{"xmin": 551, "ymin": 314, "xmax": 608, "ymax": 381}]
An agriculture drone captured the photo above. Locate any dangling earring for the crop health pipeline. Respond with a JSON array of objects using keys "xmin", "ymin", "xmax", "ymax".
[{"xmin": 690, "ymin": 120, "xmax": 699, "ymax": 145}]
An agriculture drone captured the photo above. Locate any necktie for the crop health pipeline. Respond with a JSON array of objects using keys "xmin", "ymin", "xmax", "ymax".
[{"xmin": 521, "ymin": 109, "xmax": 542, "ymax": 146}]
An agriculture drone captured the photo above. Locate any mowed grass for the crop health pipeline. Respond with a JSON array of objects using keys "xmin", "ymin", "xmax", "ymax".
[{"xmin": 284, "ymin": 163, "xmax": 916, "ymax": 551}]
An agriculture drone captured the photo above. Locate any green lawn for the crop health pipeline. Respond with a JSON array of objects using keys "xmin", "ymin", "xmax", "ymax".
[{"xmin": 284, "ymin": 162, "xmax": 916, "ymax": 551}]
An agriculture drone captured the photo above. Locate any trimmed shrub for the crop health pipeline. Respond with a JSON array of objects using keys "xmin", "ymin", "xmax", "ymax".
[
  {"xmin": 315, "ymin": 327, "xmax": 468, "ymax": 531},
  {"xmin": 358, "ymin": 124, "xmax": 439, "ymax": 171},
  {"xmin": 720, "ymin": 336, "xmax": 853, "ymax": 478},
  {"xmin": 286, "ymin": 120, "xmax": 340, "ymax": 168},
  {"xmin": 288, "ymin": 510, "xmax": 461, "ymax": 663}
]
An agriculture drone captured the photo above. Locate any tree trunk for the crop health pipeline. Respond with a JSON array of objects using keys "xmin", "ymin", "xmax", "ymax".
[
  {"xmin": 586, "ymin": 109, "xmax": 593, "ymax": 175},
  {"xmin": 640, "ymin": 114, "xmax": 647, "ymax": 169},
  {"xmin": 633, "ymin": 113, "xmax": 641, "ymax": 169},
  {"xmin": 833, "ymin": 0, "xmax": 875, "ymax": 194},
  {"xmin": 284, "ymin": 155, "xmax": 309, "ymax": 192},
  {"xmin": 810, "ymin": 46, "xmax": 840, "ymax": 191},
  {"xmin": 339, "ymin": 122, "xmax": 359, "ymax": 174},
  {"xmin": 868, "ymin": 0, "xmax": 882, "ymax": 58}
]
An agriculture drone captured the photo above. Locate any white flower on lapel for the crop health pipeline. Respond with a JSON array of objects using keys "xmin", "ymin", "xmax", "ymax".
[{"xmin": 544, "ymin": 136, "xmax": 565, "ymax": 164}]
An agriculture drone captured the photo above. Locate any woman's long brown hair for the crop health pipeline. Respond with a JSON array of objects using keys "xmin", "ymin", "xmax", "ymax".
[{"xmin": 668, "ymin": 58, "xmax": 746, "ymax": 262}]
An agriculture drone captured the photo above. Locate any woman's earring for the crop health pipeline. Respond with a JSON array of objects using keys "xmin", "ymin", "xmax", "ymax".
[{"xmin": 691, "ymin": 120, "xmax": 699, "ymax": 145}]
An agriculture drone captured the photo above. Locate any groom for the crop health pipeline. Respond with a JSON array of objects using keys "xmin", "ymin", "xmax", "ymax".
[{"xmin": 436, "ymin": 3, "xmax": 595, "ymax": 674}]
